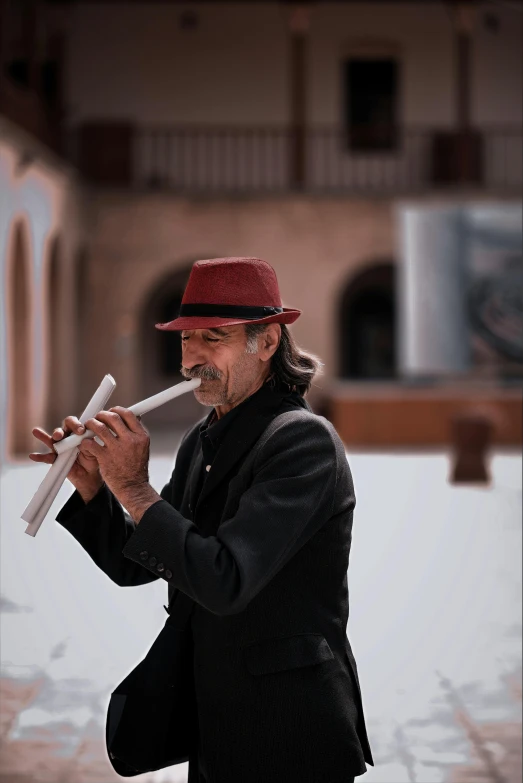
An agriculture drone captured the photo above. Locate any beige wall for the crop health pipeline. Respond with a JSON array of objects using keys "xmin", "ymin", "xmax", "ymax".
[
  {"xmin": 48, "ymin": 1, "xmax": 522, "ymax": 128},
  {"xmin": 54, "ymin": 3, "xmax": 289, "ymax": 125},
  {"xmin": 81, "ymin": 193, "xmax": 395, "ymax": 418}
]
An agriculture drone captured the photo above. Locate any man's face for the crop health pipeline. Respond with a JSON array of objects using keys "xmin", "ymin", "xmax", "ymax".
[{"xmin": 180, "ymin": 325, "xmax": 263, "ymax": 408}]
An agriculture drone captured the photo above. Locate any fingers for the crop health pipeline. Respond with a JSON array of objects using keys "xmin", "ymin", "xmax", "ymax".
[
  {"xmin": 77, "ymin": 441, "xmax": 100, "ymax": 467},
  {"xmin": 82, "ymin": 416, "xmax": 115, "ymax": 448},
  {"xmin": 29, "ymin": 452, "xmax": 55, "ymax": 463},
  {"xmin": 30, "ymin": 415, "xmax": 89, "ymax": 465},
  {"xmin": 108, "ymin": 407, "xmax": 144, "ymax": 434},
  {"xmin": 85, "ymin": 410, "xmax": 128, "ymax": 441},
  {"xmin": 61, "ymin": 416, "xmax": 86, "ymax": 438},
  {"xmin": 78, "ymin": 449, "xmax": 98, "ymax": 462},
  {"xmin": 79, "ymin": 436, "xmax": 104, "ymax": 460},
  {"xmin": 32, "ymin": 426, "xmax": 54, "ymax": 448}
]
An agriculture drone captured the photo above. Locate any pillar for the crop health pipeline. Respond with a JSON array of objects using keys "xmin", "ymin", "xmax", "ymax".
[{"xmin": 287, "ymin": 4, "xmax": 310, "ymax": 190}]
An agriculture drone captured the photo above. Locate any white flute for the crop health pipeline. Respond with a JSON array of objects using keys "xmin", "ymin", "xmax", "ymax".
[
  {"xmin": 22, "ymin": 374, "xmax": 117, "ymax": 537},
  {"xmin": 53, "ymin": 378, "xmax": 202, "ymax": 455}
]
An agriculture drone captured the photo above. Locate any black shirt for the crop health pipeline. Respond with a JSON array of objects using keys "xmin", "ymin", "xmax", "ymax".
[
  {"xmin": 197, "ymin": 378, "xmax": 273, "ymax": 501},
  {"xmin": 195, "ymin": 378, "xmax": 309, "ymax": 504},
  {"xmin": 199, "ymin": 396, "xmax": 246, "ymax": 472}
]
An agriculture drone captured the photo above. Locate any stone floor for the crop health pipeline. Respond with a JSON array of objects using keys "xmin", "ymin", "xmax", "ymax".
[{"xmin": 1, "ymin": 441, "xmax": 521, "ymax": 783}]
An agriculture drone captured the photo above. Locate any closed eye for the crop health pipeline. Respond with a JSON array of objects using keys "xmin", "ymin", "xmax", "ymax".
[{"xmin": 181, "ymin": 335, "xmax": 220, "ymax": 342}]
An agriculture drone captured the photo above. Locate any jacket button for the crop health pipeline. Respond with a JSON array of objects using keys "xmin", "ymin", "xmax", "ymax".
[
  {"xmin": 149, "ymin": 556, "xmax": 157, "ymax": 566},
  {"xmin": 139, "ymin": 551, "xmax": 148, "ymax": 561},
  {"xmin": 205, "ymin": 464, "xmax": 211, "ymax": 472},
  {"xmin": 165, "ymin": 569, "xmax": 172, "ymax": 579},
  {"xmin": 157, "ymin": 563, "xmax": 165, "ymax": 572}
]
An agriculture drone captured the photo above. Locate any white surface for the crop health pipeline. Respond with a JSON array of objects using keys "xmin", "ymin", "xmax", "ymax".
[{"xmin": 1, "ymin": 448, "xmax": 521, "ymax": 782}]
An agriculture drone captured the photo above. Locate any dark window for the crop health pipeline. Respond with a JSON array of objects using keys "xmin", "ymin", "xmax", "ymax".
[
  {"xmin": 343, "ymin": 58, "xmax": 399, "ymax": 152},
  {"xmin": 42, "ymin": 60, "xmax": 59, "ymax": 109}
]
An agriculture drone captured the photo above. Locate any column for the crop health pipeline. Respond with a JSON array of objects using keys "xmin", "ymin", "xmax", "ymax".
[
  {"xmin": 397, "ymin": 205, "xmax": 471, "ymax": 377},
  {"xmin": 450, "ymin": 1, "xmax": 480, "ymax": 183},
  {"xmin": 453, "ymin": 2, "xmax": 475, "ymax": 131},
  {"xmin": 287, "ymin": 4, "xmax": 310, "ymax": 190}
]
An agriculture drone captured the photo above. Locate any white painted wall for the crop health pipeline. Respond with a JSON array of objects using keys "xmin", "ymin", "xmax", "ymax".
[
  {"xmin": 47, "ymin": 1, "xmax": 522, "ymax": 128},
  {"xmin": 0, "ymin": 127, "xmax": 86, "ymax": 465}
]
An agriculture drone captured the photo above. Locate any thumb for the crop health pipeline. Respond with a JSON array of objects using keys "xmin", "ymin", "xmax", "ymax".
[
  {"xmin": 80, "ymin": 449, "xmax": 98, "ymax": 462},
  {"xmin": 79, "ymin": 439, "xmax": 102, "ymax": 458}
]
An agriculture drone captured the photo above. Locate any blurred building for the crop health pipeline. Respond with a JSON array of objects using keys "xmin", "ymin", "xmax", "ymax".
[{"xmin": 1, "ymin": 0, "xmax": 522, "ymax": 462}]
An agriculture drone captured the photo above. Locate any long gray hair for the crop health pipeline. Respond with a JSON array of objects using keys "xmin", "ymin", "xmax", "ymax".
[{"xmin": 245, "ymin": 323, "xmax": 322, "ymax": 396}]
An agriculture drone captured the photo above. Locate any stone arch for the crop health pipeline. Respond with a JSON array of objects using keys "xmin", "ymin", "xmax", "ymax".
[
  {"xmin": 74, "ymin": 245, "xmax": 89, "ymax": 410},
  {"xmin": 43, "ymin": 234, "xmax": 62, "ymax": 431},
  {"xmin": 338, "ymin": 261, "xmax": 396, "ymax": 379},
  {"xmin": 139, "ymin": 264, "xmax": 203, "ymax": 427},
  {"xmin": 5, "ymin": 219, "xmax": 34, "ymax": 458}
]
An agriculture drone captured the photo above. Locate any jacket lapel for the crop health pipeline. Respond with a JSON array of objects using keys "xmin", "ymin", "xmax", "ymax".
[
  {"xmin": 187, "ymin": 446, "xmax": 204, "ymax": 517},
  {"xmin": 193, "ymin": 389, "xmax": 291, "ymax": 519}
]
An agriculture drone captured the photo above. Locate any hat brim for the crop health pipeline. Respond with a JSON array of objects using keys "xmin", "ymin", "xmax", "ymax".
[{"xmin": 155, "ymin": 308, "xmax": 301, "ymax": 331}]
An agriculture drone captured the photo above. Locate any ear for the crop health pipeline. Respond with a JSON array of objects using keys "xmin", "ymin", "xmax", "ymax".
[{"xmin": 259, "ymin": 324, "xmax": 281, "ymax": 360}]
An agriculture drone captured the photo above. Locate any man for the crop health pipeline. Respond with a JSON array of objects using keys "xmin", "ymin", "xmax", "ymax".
[{"xmin": 30, "ymin": 257, "xmax": 374, "ymax": 783}]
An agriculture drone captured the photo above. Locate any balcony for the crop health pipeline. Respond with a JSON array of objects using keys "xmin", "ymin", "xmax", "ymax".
[{"xmin": 70, "ymin": 123, "xmax": 522, "ymax": 195}]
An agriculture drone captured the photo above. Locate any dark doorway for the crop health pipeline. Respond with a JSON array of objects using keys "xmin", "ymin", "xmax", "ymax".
[
  {"xmin": 158, "ymin": 292, "xmax": 184, "ymax": 376},
  {"xmin": 140, "ymin": 265, "xmax": 203, "ymax": 427},
  {"xmin": 339, "ymin": 263, "xmax": 396, "ymax": 379}
]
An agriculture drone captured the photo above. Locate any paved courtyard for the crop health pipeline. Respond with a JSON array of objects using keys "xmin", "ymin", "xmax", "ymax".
[{"xmin": 0, "ymin": 439, "xmax": 521, "ymax": 783}]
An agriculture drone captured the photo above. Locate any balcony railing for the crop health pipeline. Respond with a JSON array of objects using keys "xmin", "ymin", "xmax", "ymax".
[{"xmin": 71, "ymin": 124, "xmax": 523, "ymax": 194}]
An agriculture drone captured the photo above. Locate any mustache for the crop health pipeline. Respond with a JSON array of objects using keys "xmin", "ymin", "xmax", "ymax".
[{"xmin": 181, "ymin": 365, "xmax": 222, "ymax": 380}]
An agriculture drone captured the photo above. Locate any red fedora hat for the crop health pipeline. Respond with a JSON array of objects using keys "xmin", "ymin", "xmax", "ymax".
[{"xmin": 155, "ymin": 257, "xmax": 301, "ymax": 331}]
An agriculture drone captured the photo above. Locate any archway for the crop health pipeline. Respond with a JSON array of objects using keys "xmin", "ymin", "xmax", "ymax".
[
  {"xmin": 44, "ymin": 235, "xmax": 62, "ymax": 432},
  {"xmin": 74, "ymin": 245, "xmax": 89, "ymax": 411},
  {"xmin": 6, "ymin": 221, "xmax": 33, "ymax": 457},
  {"xmin": 139, "ymin": 265, "xmax": 203, "ymax": 427},
  {"xmin": 339, "ymin": 262, "xmax": 396, "ymax": 379}
]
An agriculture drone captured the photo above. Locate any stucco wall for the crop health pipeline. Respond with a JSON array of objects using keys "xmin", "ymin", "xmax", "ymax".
[
  {"xmin": 0, "ymin": 125, "xmax": 87, "ymax": 463},
  {"xmin": 81, "ymin": 193, "xmax": 395, "ymax": 417},
  {"xmin": 48, "ymin": 1, "xmax": 522, "ymax": 128}
]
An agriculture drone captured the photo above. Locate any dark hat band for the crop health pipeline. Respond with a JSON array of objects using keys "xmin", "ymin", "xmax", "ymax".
[{"xmin": 178, "ymin": 303, "xmax": 283, "ymax": 319}]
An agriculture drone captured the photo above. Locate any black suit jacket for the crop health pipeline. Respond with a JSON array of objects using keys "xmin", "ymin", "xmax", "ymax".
[{"xmin": 56, "ymin": 387, "xmax": 374, "ymax": 783}]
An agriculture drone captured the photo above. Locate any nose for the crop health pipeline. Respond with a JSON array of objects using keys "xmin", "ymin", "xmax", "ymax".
[{"xmin": 181, "ymin": 337, "xmax": 209, "ymax": 370}]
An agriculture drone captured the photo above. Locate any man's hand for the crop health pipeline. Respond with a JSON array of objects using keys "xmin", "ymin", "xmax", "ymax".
[
  {"xmin": 80, "ymin": 406, "xmax": 151, "ymax": 497},
  {"xmin": 79, "ymin": 407, "xmax": 162, "ymax": 522},
  {"xmin": 30, "ymin": 415, "xmax": 104, "ymax": 502}
]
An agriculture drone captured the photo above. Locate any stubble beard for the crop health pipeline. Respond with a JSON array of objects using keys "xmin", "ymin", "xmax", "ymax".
[
  {"xmin": 186, "ymin": 352, "xmax": 258, "ymax": 409},
  {"xmin": 193, "ymin": 380, "xmax": 228, "ymax": 407},
  {"xmin": 181, "ymin": 364, "xmax": 225, "ymax": 406}
]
